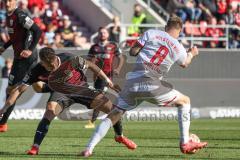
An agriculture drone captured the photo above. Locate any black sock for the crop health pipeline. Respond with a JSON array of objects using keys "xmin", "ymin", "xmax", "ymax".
[
  {"xmin": 41, "ymin": 84, "xmax": 52, "ymax": 93},
  {"xmin": 91, "ymin": 109, "xmax": 100, "ymax": 123},
  {"xmin": 0, "ymin": 94, "xmax": 16, "ymax": 125},
  {"xmin": 113, "ymin": 120, "xmax": 123, "ymax": 136},
  {"xmin": 33, "ymin": 118, "xmax": 51, "ymax": 146}
]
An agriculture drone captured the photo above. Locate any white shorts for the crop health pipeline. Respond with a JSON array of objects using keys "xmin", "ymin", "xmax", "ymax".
[{"xmin": 116, "ymin": 78, "xmax": 181, "ymax": 111}]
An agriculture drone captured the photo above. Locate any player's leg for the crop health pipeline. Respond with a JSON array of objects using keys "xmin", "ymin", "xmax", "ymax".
[
  {"xmin": 91, "ymin": 77, "xmax": 124, "ymax": 138},
  {"xmin": 27, "ymin": 92, "xmax": 70, "ymax": 155},
  {"xmin": 85, "ymin": 78, "xmax": 106, "ymax": 129},
  {"xmin": 0, "ymin": 60, "xmax": 21, "ymax": 131},
  {"xmin": 82, "ymin": 104, "xmax": 125, "ymax": 157},
  {"xmin": 27, "ymin": 101, "xmax": 63, "ymax": 155},
  {"xmin": 171, "ymin": 91, "xmax": 208, "ymax": 153},
  {"xmin": 81, "ymin": 89, "xmax": 138, "ymax": 157},
  {"xmin": 0, "ymin": 57, "xmax": 37, "ymax": 132},
  {"xmin": 155, "ymin": 88, "xmax": 207, "ymax": 154},
  {"xmin": 0, "ymin": 86, "xmax": 16, "ymax": 132}
]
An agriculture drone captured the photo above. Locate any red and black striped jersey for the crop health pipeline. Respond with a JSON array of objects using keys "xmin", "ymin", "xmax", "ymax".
[
  {"xmin": 88, "ymin": 41, "xmax": 121, "ymax": 75},
  {"xmin": 6, "ymin": 8, "xmax": 36, "ymax": 58},
  {"xmin": 48, "ymin": 56, "xmax": 88, "ymax": 94}
]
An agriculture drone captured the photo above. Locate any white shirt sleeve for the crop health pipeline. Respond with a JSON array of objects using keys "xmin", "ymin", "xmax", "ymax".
[
  {"xmin": 137, "ymin": 30, "xmax": 150, "ymax": 46},
  {"xmin": 176, "ymin": 43, "xmax": 188, "ymax": 65}
]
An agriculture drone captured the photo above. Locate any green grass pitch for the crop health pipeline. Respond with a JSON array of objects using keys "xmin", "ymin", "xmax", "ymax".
[{"xmin": 0, "ymin": 119, "xmax": 240, "ymax": 160}]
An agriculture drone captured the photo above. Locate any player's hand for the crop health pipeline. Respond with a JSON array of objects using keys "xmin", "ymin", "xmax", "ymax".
[
  {"xmin": 0, "ymin": 47, "xmax": 5, "ymax": 55},
  {"xmin": 189, "ymin": 46, "xmax": 199, "ymax": 57},
  {"xmin": 107, "ymin": 81, "xmax": 121, "ymax": 93},
  {"xmin": 113, "ymin": 69, "xmax": 120, "ymax": 75},
  {"xmin": 20, "ymin": 50, "xmax": 32, "ymax": 58}
]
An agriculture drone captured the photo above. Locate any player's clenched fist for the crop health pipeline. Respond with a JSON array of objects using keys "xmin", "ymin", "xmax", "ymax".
[{"xmin": 188, "ymin": 46, "xmax": 199, "ymax": 57}]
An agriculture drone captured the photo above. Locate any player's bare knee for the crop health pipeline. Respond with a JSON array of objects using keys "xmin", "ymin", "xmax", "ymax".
[
  {"xmin": 46, "ymin": 102, "xmax": 62, "ymax": 116},
  {"xmin": 32, "ymin": 82, "xmax": 43, "ymax": 93},
  {"xmin": 175, "ymin": 94, "xmax": 190, "ymax": 107}
]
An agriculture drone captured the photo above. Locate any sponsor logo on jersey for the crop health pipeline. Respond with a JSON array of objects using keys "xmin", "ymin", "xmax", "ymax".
[
  {"xmin": 10, "ymin": 19, "xmax": 13, "ymax": 26},
  {"xmin": 7, "ymin": 27, "xmax": 14, "ymax": 34}
]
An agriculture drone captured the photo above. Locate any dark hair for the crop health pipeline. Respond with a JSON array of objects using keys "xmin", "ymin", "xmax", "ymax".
[
  {"xmin": 98, "ymin": 26, "xmax": 108, "ymax": 33},
  {"xmin": 39, "ymin": 47, "xmax": 56, "ymax": 62},
  {"xmin": 166, "ymin": 16, "xmax": 183, "ymax": 30}
]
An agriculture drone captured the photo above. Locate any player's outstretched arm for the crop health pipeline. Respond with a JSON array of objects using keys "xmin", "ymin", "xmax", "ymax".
[
  {"xmin": 87, "ymin": 60, "xmax": 121, "ymax": 93},
  {"xmin": 0, "ymin": 84, "xmax": 28, "ymax": 116},
  {"xmin": 180, "ymin": 46, "xmax": 199, "ymax": 68},
  {"xmin": 129, "ymin": 42, "xmax": 143, "ymax": 56}
]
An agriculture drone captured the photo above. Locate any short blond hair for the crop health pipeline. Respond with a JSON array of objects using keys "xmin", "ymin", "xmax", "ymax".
[{"xmin": 166, "ymin": 16, "xmax": 183, "ymax": 30}]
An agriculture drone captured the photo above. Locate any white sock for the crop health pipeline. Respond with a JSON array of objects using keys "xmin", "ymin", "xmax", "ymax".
[
  {"xmin": 178, "ymin": 104, "xmax": 191, "ymax": 144},
  {"xmin": 86, "ymin": 118, "xmax": 112, "ymax": 153}
]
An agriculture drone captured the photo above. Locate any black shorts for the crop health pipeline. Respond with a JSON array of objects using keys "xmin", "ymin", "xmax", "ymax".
[
  {"xmin": 9, "ymin": 50, "xmax": 38, "ymax": 86},
  {"xmin": 47, "ymin": 88, "xmax": 101, "ymax": 110}
]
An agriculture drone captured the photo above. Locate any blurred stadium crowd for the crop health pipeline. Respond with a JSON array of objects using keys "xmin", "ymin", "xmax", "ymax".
[
  {"xmin": 0, "ymin": 0, "xmax": 91, "ymax": 49},
  {"xmin": 157, "ymin": 0, "xmax": 240, "ymax": 48},
  {"xmin": 0, "ymin": 0, "xmax": 239, "ymax": 50}
]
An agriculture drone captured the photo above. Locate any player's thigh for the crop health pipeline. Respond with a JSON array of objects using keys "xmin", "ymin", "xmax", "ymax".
[{"xmin": 90, "ymin": 94, "xmax": 113, "ymax": 114}]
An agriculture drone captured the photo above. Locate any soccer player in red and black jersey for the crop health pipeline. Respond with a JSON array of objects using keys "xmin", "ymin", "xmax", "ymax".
[
  {"xmin": 31, "ymin": 47, "xmax": 136, "ymax": 155},
  {"xmin": 0, "ymin": 50, "xmax": 136, "ymax": 155},
  {"xmin": 0, "ymin": 0, "xmax": 42, "ymax": 132},
  {"xmin": 85, "ymin": 27, "xmax": 124, "ymax": 129}
]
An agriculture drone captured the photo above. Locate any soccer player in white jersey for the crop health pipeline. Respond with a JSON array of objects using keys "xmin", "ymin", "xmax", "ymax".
[{"xmin": 81, "ymin": 16, "xmax": 208, "ymax": 157}]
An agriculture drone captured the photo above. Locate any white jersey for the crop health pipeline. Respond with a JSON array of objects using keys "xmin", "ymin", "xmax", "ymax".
[{"xmin": 128, "ymin": 29, "xmax": 188, "ymax": 80}]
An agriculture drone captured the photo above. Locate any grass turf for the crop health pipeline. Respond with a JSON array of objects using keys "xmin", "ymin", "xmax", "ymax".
[{"xmin": 0, "ymin": 119, "xmax": 240, "ymax": 160}]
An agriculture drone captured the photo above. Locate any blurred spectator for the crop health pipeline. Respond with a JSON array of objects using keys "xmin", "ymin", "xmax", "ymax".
[
  {"xmin": 166, "ymin": 0, "xmax": 188, "ymax": 22},
  {"xmin": 205, "ymin": 17, "xmax": 224, "ymax": 48},
  {"xmin": 73, "ymin": 32, "xmax": 90, "ymax": 49},
  {"xmin": 109, "ymin": 16, "xmax": 121, "ymax": 43},
  {"xmin": 234, "ymin": 4, "xmax": 240, "ymax": 26},
  {"xmin": 128, "ymin": 4, "xmax": 147, "ymax": 36},
  {"xmin": 184, "ymin": 0, "xmax": 202, "ymax": 22},
  {"xmin": 19, "ymin": 0, "xmax": 31, "ymax": 16},
  {"xmin": 197, "ymin": 0, "xmax": 217, "ymax": 19},
  {"xmin": 28, "ymin": 0, "xmax": 46, "ymax": 13},
  {"xmin": 1, "ymin": 58, "xmax": 13, "ymax": 78},
  {"xmin": 43, "ymin": 0, "xmax": 62, "ymax": 25},
  {"xmin": 52, "ymin": 33, "xmax": 64, "ymax": 48},
  {"xmin": 57, "ymin": 15, "xmax": 75, "ymax": 47},
  {"xmin": 31, "ymin": 5, "xmax": 46, "ymax": 31},
  {"xmin": 44, "ymin": 23, "xmax": 57, "ymax": 45},
  {"xmin": 0, "ymin": 1, "xmax": 6, "ymax": 23},
  {"xmin": 225, "ymin": 5, "xmax": 235, "ymax": 24},
  {"xmin": 0, "ymin": 20, "xmax": 9, "ymax": 47},
  {"xmin": 216, "ymin": 0, "xmax": 227, "ymax": 20}
]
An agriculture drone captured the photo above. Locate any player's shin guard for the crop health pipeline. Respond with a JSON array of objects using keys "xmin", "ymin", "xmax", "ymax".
[
  {"xmin": 0, "ymin": 94, "xmax": 16, "ymax": 125},
  {"xmin": 178, "ymin": 104, "xmax": 191, "ymax": 144},
  {"xmin": 113, "ymin": 120, "xmax": 123, "ymax": 136},
  {"xmin": 33, "ymin": 118, "xmax": 51, "ymax": 147},
  {"xmin": 86, "ymin": 118, "xmax": 112, "ymax": 153}
]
